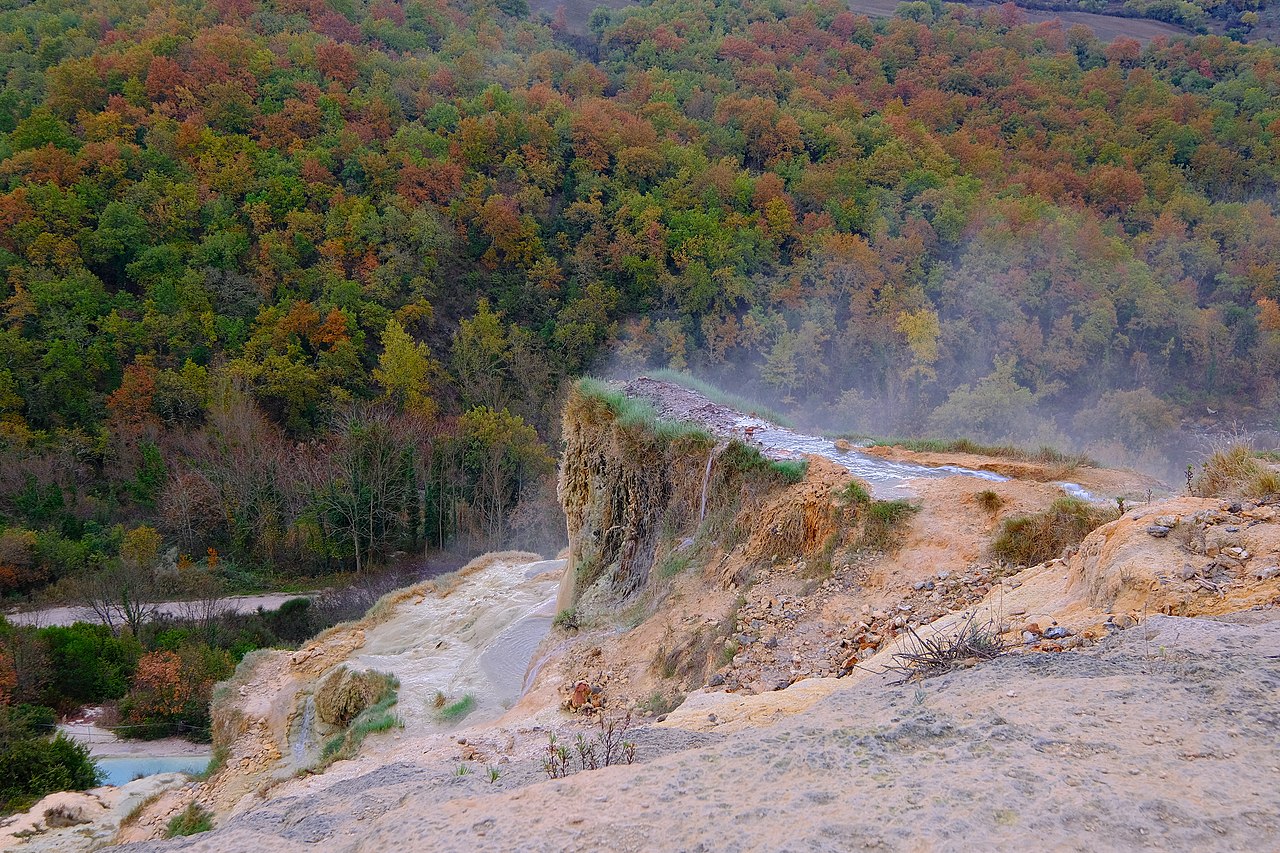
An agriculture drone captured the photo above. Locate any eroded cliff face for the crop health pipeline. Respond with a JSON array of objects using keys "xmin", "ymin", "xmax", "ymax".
[
  {"xmin": 556, "ymin": 387, "xmax": 704, "ymax": 613},
  {"xmin": 556, "ymin": 383, "xmax": 827, "ymax": 617}
]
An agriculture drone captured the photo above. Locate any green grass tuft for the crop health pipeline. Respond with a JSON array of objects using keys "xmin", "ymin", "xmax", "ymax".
[
  {"xmin": 719, "ymin": 441, "xmax": 807, "ymax": 484},
  {"xmin": 991, "ymin": 497, "xmax": 1116, "ymax": 566},
  {"xmin": 165, "ymin": 803, "xmax": 213, "ymax": 838},
  {"xmin": 435, "ymin": 694, "xmax": 476, "ymax": 724}
]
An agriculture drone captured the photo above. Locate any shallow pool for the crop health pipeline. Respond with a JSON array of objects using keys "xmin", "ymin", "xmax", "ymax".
[{"xmin": 96, "ymin": 755, "xmax": 210, "ymax": 786}]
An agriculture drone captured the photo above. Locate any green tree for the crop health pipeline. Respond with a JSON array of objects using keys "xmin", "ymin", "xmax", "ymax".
[
  {"xmin": 455, "ymin": 407, "xmax": 553, "ymax": 543},
  {"xmin": 373, "ymin": 318, "xmax": 439, "ymax": 418}
]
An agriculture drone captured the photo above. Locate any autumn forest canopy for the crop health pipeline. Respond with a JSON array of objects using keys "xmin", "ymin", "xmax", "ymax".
[{"xmin": 0, "ymin": 0, "xmax": 1278, "ymax": 601}]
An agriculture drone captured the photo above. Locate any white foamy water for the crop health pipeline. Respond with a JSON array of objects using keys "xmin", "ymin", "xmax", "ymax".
[
  {"xmin": 1056, "ymin": 481, "xmax": 1101, "ymax": 502},
  {"xmin": 730, "ymin": 414, "xmax": 1008, "ymax": 497},
  {"xmin": 334, "ymin": 557, "xmax": 564, "ymax": 730}
]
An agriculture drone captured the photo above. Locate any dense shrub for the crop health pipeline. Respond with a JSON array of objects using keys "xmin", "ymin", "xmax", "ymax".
[
  {"xmin": 119, "ymin": 645, "xmax": 234, "ymax": 741},
  {"xmin": 0, "ymin": 728, "xmax": 100, "ymax": 816},
  {"xmin": 991, "ymin": 498, "xmax": 1117, "ymax": 567},
  {"xmin": 41, "ymin": 624, "xmax": 142, "ymax": 709}
]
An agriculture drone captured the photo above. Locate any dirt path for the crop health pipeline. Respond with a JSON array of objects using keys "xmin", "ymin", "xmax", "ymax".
[{"xmin": 4, "ymin": 592, "xmax": 319, "ymax": 628}]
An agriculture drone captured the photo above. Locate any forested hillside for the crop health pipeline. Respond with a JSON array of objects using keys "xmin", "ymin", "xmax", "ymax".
[{"xmin": 1, "ymin": 0, "xmax": 1279, "ymax": 596}]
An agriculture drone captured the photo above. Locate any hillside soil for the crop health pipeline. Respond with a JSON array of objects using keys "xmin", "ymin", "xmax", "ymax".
[{"xmin": 116, "ymin": 612, "xmax": 1280, "ymax": 851}]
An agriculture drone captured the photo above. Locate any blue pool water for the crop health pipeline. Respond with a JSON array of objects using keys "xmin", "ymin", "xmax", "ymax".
[{"xmin": 96, "ymin": 755, "xmax": 210, "ymax": 786}]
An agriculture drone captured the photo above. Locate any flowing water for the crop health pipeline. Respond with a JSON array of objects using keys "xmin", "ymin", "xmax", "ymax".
[
  {"xmin": 478, "ymin": 611, "xmax": 556, "ymax": 705},
  {"xmin": 622, "ymin": 378, "xmax": 1105, "ymax": 501},
  {"xmin": 290, "ymin": 695, "xmax": 317, "ymax": 766},
  {"xmin": 729, "ymin": 412, "xmax": 1009, "ymax": 498},
  {"xmin": 332, "ymin": 557, "xmax": 565, "ymax": 732},
  {"xmin": 699, "ymin": 442, "xmax": 727, "ymax": 521},
  {"xmin": 1055, "ymin": 481, "xmax": 1100, "ymax": 502}
]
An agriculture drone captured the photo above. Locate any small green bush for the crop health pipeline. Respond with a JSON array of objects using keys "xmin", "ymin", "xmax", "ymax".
[
  {"xmin": 165, "ymin": 803, "xmax": 213, "ymax": 837},
  {"xmin": 0, "ymin": 731, "xmax": 101, "ymax": 816},
  {"xmin": 434, "ymin": 694, "xmax": 476, "ymax": 723},
  {"xmin": 838, "ymin": 481, "xmax": 872, "ymax": 506},
  {"xmin": 991, "ymin": 497, "xmax": 1115, "ymax": 566},
  {"xmin": 857, "ymin": 499, "xmax": 919, "ymax": 553}
]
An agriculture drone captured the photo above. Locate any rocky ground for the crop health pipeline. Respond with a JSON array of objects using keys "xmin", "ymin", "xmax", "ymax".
[
  {"xmin": 118, "ymin": 611, "xmax": 1280, "ymax": 851},
  {"xmin": 0, "ymin": 776, "xmax": 195, "ymax": 852},
  {"xmin": 8, "ymin": 381, "xmax": 1279, "ymax": 851}
]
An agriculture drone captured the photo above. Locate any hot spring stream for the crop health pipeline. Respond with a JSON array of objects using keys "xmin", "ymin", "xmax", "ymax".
[{"xmin": 287, "ymin": 557, "xmax": 566, "ymax": 766}]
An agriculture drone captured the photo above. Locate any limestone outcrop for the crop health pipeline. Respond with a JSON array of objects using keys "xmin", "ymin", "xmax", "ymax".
[{"xmin": 556, "ymin": 380, "xmax": 824, "ymax": 617}]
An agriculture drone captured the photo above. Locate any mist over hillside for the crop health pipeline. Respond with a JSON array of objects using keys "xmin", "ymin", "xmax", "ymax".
[{"xmin": 0, "ymin": 0, "xmax": 1279, "ymax": 603}]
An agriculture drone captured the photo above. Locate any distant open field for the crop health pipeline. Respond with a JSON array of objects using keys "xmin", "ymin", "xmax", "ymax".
[{"xmin": 531, "ymin": 0, "xmax": 1192, "ymax": 43}]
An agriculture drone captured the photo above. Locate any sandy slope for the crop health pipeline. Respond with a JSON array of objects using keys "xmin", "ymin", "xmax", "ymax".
[{"xmin": 118, "ymin": 612, "xmax": 1280, "ymax": 852}]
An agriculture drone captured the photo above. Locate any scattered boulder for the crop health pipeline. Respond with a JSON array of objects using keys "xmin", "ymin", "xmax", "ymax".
[
  {"xmin": 564, "ymin": 680, "xmax": 605, "ymax": 713},
  {"xmin": 1254, "ymin": 565, "xmax": 1280, "ymax": 581},
  {"xmin": 315, "ymin": 667, "xmax": 391, "ymax": 728}
]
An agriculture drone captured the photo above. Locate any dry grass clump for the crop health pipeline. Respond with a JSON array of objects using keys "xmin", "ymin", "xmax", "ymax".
[
  {"xmin": 884, "ymin": 613, "xmax": 1004, "ymax": 684},
  {"xmin": 1193, "ymin": 444, "xmax": 1280, "ymax": 500},
  {"xmin": 975, "ymin": 489, "xmax": 1005, "ymax": 513},
  {"xmin": 991, "ymin": 497, "xmax": 1116, "ymax": 567},
  {"xmin": 867, "ymin": 437, "xmax": 1095, "ymax": 471}
]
